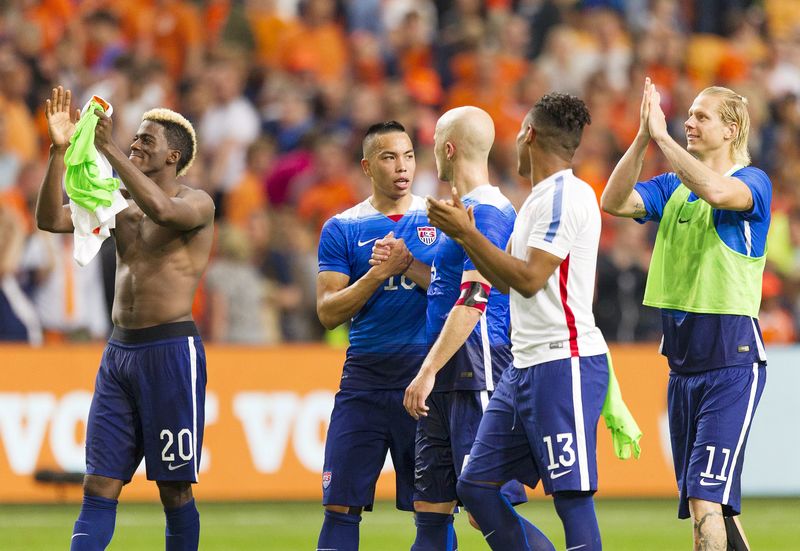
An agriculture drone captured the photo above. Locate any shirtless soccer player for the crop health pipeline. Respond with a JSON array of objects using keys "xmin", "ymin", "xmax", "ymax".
[{"xmin": 36, "ymin": 86, "xmax": 214, "ymax": 551}]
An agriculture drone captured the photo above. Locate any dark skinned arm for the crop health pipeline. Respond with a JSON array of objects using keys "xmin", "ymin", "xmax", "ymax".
[{"xmin": 93, "ymin": 109, "xmax": 214, "ymax": 230}]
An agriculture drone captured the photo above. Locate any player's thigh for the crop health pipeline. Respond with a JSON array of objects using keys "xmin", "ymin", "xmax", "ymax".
[
  {"xmin": 132, "ymin": 337, "xmax": 207, "ymax": 483},
  {"xmin": 451, "ymin": 390, "xmax": 528, "ymax": 505},
  {"xmin": 85, "ymin": 345, "xmax": 143, "ymax": 482},
  {"xmin": 413, "ymin": 392, "xmax": 458, "ymax": 505},
  {"xmin": 460, "ymin": 368, "xmax": 539, "ymax": 488},
  {"xmin": 685, "ymin": 364, "xmax": 766, "ymax": 516},
  {"xmin": 322, "ymin": 389, "xmax": 393, "ymax": 508},
  {"xmin": 526, "ymin": 355, "xmax": 608, "ymax": 494}
]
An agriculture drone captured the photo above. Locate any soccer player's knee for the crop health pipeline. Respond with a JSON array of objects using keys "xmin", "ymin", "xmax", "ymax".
[
  {"xmin": 324, "ymin": 505, "xmax": 362, "ymax": 517},
  {"xmin": 552, "ymin": 490, "xmax": 594, "ymax": 520},
  {"xmin": 157, "ymin": 480, "xmax": 193, "ymax": 509},
  {"xmin": 83, "ymin": 474, "xmax": 123, "ymax": 500},
  {"xmin": 456, "ymin": 478, "xmax": 487, "ymax": 509}
]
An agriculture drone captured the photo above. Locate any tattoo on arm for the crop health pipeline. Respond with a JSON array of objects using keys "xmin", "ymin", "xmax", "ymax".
[
  {"xmin": 632, "ymin": 201, "xmax": 647, "ymax": 217},
  {"xmin": 693, "ymin": 511, "xmax": 726, "ymax": 551}
]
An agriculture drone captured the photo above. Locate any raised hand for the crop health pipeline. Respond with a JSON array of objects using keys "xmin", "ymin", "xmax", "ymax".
[
  {"xmin": 45, "ymin": 86, "xmax": 80, "ymax": 148},
  {"xmin": 638, "ymin": 77, "xmax": 653, "ymax": 139},
  {"xmin": 93, "ymin": 107, "xmax": 115, "ymax": 152},
  {"xmin": 425, "ymin": 186, "xmax": 475, "ymax": 242},
  {"xmin": 647, "ymin": 84, "xmax": 669, "ymax": 142}
]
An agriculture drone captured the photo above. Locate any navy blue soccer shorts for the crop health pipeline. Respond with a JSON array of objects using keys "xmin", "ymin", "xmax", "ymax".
[
  {"xmin": 322, "ymin": 388, "xmax": 416, "ymax": 511},
  {"xmin": 460, "ymin": 354, "xmax": 608, "ymax": 495},
  {"xmin": 85, "ymin": 322, "xmax": 207, "ymax": 483},
  {"xmin": 414, "ymin": 390, "xmax": 527, "ymax": 505},
  {"xmin": 668, "ymin": 363, "xmax": 766, "ymax": 519}
]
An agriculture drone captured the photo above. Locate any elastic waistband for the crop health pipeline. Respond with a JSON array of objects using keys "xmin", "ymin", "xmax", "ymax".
[{"xmin": 110, "ymin": 321, "xmax": 199, "ymax": 344}]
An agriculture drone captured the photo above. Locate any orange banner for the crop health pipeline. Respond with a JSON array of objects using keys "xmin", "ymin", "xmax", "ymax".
[{"xmin": 0, "ymin": 344, "xmax": 677, "ymax": 503}]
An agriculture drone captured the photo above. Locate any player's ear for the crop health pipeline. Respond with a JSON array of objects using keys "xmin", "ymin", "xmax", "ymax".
[
  {"xmin": 167, "ymin": 149, "xmax": 181, "ymax": 167},
  {"xmin": 445, "ymin": 141, "xmax": 455, "ymax": 161},
  {"xmin": 724, "ymin": 122, "xmax": 737, "ymax": 141},
  {"xmin": 360, "ymin": 158, "xmax": 371, "ymax": 178}
]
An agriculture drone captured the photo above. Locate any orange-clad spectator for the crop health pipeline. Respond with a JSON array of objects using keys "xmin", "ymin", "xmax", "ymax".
[
  {"xmin": 0, "ymin": 58, "xmax": 39, "ymax": 163},
  {"xmin": 22, "ymin": 0, "xmax": 72, "ymax": 53},
  {"xmin": 446, "ymin": 47, "xmax": 521, "ymax": 144},
  {"xmin": 246, "ymin": 0, "xmax": 299, "ymax": 68},
  {"xmin": 351, "ymin": 31, "xmax": 386, "ymax": 85},
  {"xmin": 764, "ymin": 0, "xmax": 800, "ymax": 41},
  {"xmin": 103, "ymin": 0, "xmax": 203, "ymax": 79},
  {"xmin": 0, "ymin": 113, "xmax": 21, "ymax": 194},
  {"xmin": 296, "ymin": 138, "xmax": 359, "ymax": 232},
  {"xmin": 203, "ymin": 0, "xmax": 231, "ymax": 49},
  {"xmin": 390, "ymin": 10, "xmax": 441, "ymax": 105},
  {"xmin": 225, "ymin": 138, "xmax": 274, "ymax": 229},
  {"xmin": 759, "ymin": 271, "xmax": 797, "ymax": 344},
  {"xmin": 278, "ymin": 0, "xmax": 349, "ymax": 84}
]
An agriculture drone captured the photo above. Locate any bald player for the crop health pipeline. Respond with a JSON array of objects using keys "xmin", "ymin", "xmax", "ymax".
[
  {"xmin": 373, "ymin": 107, "xmax": 523, "ymax": 550},
  {"xmin": 315, "ymin": 121, "xmax": 440, "ymax": 550},
  {"xmin": 36, "ymin": 86, "xmax": 214, "ymax": 550}
]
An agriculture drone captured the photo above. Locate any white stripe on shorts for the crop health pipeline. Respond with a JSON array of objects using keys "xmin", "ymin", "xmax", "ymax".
[
  {"xmin": 479, "ymin": 315, "xmax": 494, "ymax": 391},
  {"xmin": 188, "ymin": 336, "xmax": 199, "ymax": 482},
  {"xmin": 570, "ymin": 356, "xmax": 590, "ymax": 491},
  {"xmin": 479, "ymin": 390, "xmax": 489, "ymax": 411},
  {"xmin": 750, "ymin": 318, "xmax": 767, "ymax": 362},
  {"xmin": 722, "ymin": 363, "xmax": 759, "ymax": 504}
]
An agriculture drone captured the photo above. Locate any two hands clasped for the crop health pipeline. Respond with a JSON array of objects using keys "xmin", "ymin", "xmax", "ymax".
[{"xmin": 371, "ymin": 188, "xmax": 477, "ymax": 420}]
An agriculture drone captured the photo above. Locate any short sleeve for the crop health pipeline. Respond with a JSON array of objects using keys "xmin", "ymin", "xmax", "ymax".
[
  {"xmin": 633, "ymin": 173, "xmax": 681, "ymax": 223},
  {"xmin": 465, "ymin": 204, "xmax": 512, "ymax": 271},
  {"xmin": 318, "ymin": 217, "xmax": 350, "ymax": 276},
  {"xmin": 734, "ymin": 167, "xmax": 772, "ymax": 222},
  {"xmin": 527, "ymin": 184, "xmax": 583, "ymax": 259}
]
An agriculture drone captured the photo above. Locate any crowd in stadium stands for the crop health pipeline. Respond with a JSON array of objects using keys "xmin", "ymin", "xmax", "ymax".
[{"xmin": 0, "ymin": 0, "xmax": 799, "ymax": 346}]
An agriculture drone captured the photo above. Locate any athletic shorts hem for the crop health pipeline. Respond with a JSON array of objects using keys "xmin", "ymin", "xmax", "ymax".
[{"xmin": 85, "ymin": 468, "xmax": 131, "ymax": 484}]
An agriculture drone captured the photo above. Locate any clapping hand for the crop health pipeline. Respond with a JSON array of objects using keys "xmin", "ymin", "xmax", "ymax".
[
  {"xmin": 425, "ymin": 187, "xmax": 475, "ymax": 242},
  {"xmin": 45, "ymin": 86, "xmax": 80, "ymax": 148}
]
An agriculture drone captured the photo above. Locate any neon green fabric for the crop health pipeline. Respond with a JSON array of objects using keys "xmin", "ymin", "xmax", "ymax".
[
  {"xmin": 64, "ymin": 100, "xmax": 120, "ymax": 212},
  {"xmin": 601, "ymin": 353, "xmax": 642, "ymax": 460},
  {"xmin": 643, "ymin": 184, "xmax": 765, "ymax": 317}
]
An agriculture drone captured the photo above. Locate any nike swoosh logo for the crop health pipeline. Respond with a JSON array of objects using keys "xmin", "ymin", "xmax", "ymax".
[
  {"xmin": 699, "ymin": 478, "xmax": 724, "ymax": 486},
  {"xmin": 567, "ymin": 545, "xmax": 587, "ymax": 551},
  {"xmin": 484, "ymin": 530, "xmax": 496, "ymax": 540},
  {"xmin": 472, "ymin": 295, "xmax": 488, "ymax": 303},
  {"xmin": 678, "ymin": 218, "xmax": 691, "ymax": 224},
  {"xmin": 550, "ymin": 469, "xmax": 572, "ymax": 479},
  {"xmin": 168, "ymin": 462, "xmax": 189, "ymax": 471},
  {"xmin": 358, "ymin": 237, "xmax": 379, "ymax": 247},
  {"xmin": 72, "ymin": 533, "xmax": 89, "ymax": 540}
]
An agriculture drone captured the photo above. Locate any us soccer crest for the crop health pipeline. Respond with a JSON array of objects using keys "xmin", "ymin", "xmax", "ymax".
[
  {"xmin": 322, "ymin": 471, "xmax": 332, "ymax": 489},
  {"xmin": 417, "ymin": 226, "xmax": 437, "ymax": 246}
]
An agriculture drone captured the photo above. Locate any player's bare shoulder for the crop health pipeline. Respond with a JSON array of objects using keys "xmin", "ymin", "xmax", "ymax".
[{"xmin": 177, "ymin": 184, "xmax": 216, "ymax": 227}]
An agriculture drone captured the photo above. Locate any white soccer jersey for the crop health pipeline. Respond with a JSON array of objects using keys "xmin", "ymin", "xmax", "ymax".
[{"xmin": 510, "ymin": 169, "xmax": 608, "ymax": 367}]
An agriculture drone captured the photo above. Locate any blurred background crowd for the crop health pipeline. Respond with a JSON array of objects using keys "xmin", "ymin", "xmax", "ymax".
[{"xmin": 1, "ymin": 0, "xmax": 799, "ymax": 347}]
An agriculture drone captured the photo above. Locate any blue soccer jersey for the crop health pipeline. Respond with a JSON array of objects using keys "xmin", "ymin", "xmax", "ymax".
[
  {"xmin": 318, "ymin": 195, "xmax": 440, "ymax": 389},
  {"xmin": 426, "ymin": 184, "xmax": 516, "ymax": 391},
  {"xmin": 634, "ymin": 166, "xmax": 772, "ymax": 372}
]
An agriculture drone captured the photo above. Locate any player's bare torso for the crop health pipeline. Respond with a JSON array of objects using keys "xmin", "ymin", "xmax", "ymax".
[{"xmin": 111, "ymin": 186, "xmax": 213, "ymax": 329}]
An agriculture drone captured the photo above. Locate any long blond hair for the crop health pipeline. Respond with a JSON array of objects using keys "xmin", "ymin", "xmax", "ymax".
[{"xmin": 699, "ymin": 86, "xmax": 751, "ymax": 166}]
